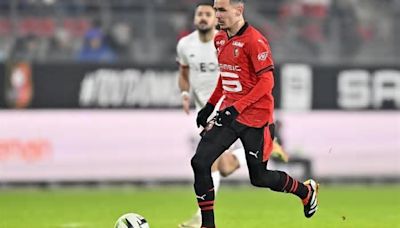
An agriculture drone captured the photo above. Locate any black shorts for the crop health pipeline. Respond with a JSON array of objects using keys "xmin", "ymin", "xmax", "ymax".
[{"xmin": 198, "ymin": 120, "xmax": 274, "ymax": 163}]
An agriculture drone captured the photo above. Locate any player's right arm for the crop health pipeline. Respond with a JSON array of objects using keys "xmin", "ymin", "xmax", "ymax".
[
  {"xmin": 176, "ymin": 38, "xmax": 191, "ymax": 115},
  {"xmin": 206, "ymin": 32, "xmax": 225, "ymax": 107},
  {"xmin": 207, "ymin": 76, "xmax": 223, "ymax": 106}
]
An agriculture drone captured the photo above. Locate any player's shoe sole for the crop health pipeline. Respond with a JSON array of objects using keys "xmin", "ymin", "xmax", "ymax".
[{"xmin": 302, "ymin": 179, "xmax": 319, "ymax": 218}]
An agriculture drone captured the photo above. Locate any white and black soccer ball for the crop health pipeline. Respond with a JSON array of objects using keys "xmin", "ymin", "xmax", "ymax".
[{"xmin": 114, "ymin": 213, "xmax": 149, "ymax": 228}]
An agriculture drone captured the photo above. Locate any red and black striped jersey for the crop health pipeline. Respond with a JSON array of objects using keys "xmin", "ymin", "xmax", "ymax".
[{"xmin": 208, "ymin": 22, "xmax": 275, "ymax": 127}]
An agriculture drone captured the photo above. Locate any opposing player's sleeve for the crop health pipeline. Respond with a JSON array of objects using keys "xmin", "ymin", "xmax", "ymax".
[
  {"xmin": 246, "ymin": 36, "xmax": 274, "ymax": 75},
  {"xmin": 176, "ymin": 39, "xmax": 188, "ymax": 66}
]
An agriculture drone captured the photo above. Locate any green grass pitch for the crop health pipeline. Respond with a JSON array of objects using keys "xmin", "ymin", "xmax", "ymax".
[{"xmin": 1, "ymin": 185, "xmax": 399, "ymax": 228}]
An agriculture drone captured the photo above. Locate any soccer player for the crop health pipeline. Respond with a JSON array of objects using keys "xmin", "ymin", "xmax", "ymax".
[
  {"xmin": 176, "ymin": 3, "xmax": 247, "ymax": 227},
  {"xmin": 177, "ymin": 2, "xmax": 289, "ymax": 227},
  {"xmin": 191, "ymin": 0, "xmax": 319, "ymax": 227}
]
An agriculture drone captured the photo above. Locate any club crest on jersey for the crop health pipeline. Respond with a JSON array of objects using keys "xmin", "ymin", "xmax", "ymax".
[
  {"xmin": 257, "ymin": 51, "xmax": 269, "ymax": 61},
  {"xmin": 233, "ymin": 48, "xmax": 239, "ymax": 57}
]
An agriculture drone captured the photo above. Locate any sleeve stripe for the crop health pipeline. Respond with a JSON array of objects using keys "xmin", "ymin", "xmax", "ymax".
[{"xmin": 256, "ymin": 65, "xmax": 274, "ymax": 76}]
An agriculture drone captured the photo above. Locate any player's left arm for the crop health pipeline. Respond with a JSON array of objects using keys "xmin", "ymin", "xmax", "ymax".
[
  {"xmin": 233, "ymin": 36, "xmax": 274, "ymax": 113},
  {"xmin": 233, "ymin": 70, "xmax": 273, "ymax": 113}
]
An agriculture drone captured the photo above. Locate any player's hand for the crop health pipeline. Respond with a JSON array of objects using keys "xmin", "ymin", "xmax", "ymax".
[
  {"xmin": 216, "ymin": 106, "xmax": 239, "ymax": 126},
  {"xmin": 196, "ymin": 103, "xmax": 215, "ymax": 128},
  {"xmin": 182, "ymin": 94, "xmax": 190, "ymax": 115}
]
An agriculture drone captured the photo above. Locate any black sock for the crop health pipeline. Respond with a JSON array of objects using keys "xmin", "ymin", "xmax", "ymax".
[
  {"xmin": 278, "ymin": 171, "xmax": 309, "ymax": 199},
  {"xmin": 195, "ymin": 186, "xmax": 215, "ymax": 227}
]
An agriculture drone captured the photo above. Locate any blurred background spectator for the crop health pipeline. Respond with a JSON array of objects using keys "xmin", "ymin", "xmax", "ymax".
[
  {"xmin": 76, "ymin": 21, "xmax": 116, "ymax": 62},
  {"xmin": 0, "ymin": 0, "xmax": 398, "ymax": 65}
]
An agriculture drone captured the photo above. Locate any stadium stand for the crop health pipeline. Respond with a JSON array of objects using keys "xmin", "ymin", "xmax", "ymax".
[{"xmin": 0, "ymin": 0, "xmax": 398, "ymax": 64}]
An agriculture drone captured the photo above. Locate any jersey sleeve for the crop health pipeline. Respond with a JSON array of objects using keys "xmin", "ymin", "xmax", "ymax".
[
  {"xmin": 176, "ymin": 39, "xmax": 189, "ymax": 66},
  {"xmin": 208, "ymin": 76, "xmax": 223, "ymax": 106},
  {"xmin": 233, "ymin": 70, "xmax": 274, "ymax": 113},
  {"xmin": 246, "ymin": 36, "xmax": 274, "ymax": 75},
  {"xmin": 214, "ymin": 31, "xmax": 226, "ymax": 50}
]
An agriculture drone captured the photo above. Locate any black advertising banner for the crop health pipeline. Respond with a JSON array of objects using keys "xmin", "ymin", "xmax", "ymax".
[
  {"xmin": 272, "ymin": 67, "xmax": 281, "ymax": 109},
  {"xmin": 312, "ymin": 67, "xmax": 337, "ymax": 109},
  {"xmin": 32, "ymin": 63, "xmax": 181, "ymax": 109},
  {"xmin": 311, "ymin": 65, "xmax": 400, "ymax": 110},
  {"xmin": 31, "ymin": 63, "xmax": 120, "ymax": 108},
  {"xmin": 279, "ymin": 64, "xmax": 400, "ymax": 110},
  {"xmin": 0, "ymin": 63, "xmax": 399, "ymax": 110}
]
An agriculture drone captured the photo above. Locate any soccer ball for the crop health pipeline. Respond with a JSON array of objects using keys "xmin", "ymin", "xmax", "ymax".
[{"xmin": 114, "ymin": 213, "xmax": 149, "ymax": 228}]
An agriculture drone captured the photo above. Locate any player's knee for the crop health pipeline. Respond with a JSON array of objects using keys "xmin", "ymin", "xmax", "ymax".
[
  {"xmin": 249, "ymin": 170, "xmax": 281, "ymax": 189},
  {"xmin": 218, "ymin": 165, "xmax": 231, "ymax": 177},
  {"xmin": 190, "ymin": 156, "xmax": 202, "ymax": 171},
  {"xmin": 249, "ymin": 175, "xmax": 265, "ymax": 187},
  {"xmin": 218, "ymin": 161, "xmax": 237, "ymax": 177},
  {"xmin": 218, "ymin": 153, "xmax": 240, "ymax": 177},
  {"xmin": 248, "ymin": 173, "xmax": 268, "ymax": 187},
  {"xmin": 191, "ymin": 155, "xmax": 211, "ymax": 174},
  {"xmin": 264, "ymin": 170, "xmax": 282, "ymax": 190}
]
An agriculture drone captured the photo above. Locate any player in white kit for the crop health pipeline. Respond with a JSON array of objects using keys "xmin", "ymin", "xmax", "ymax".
[{"xmin": 176, "ymin": 2, "xmax": 288, "ymax": 227}]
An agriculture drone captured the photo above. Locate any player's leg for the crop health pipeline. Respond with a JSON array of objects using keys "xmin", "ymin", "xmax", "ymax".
[
  {"xmin": 180, "ymin": 147, "xmax": 237, "ymax": 227},
  {"xmin": 179, "ymin": 102, "xmax": 224, "ymax": 228},
  {"xmin": 191, "ymin": 124, "xmax": 238, "ymax": 228},
  {"xmin": 218, "ymin": 151, "xmax": 239, "ymax": 177},
  {"xmin": 217, "ymin": 140, "xmax": 289, "ymax": 178},
  {"xmin": 179, "ymin": 160, "xmax": 220, "ymax": 228},
  {"xmin": 210, "ymin": 160, "xmax": 221, "ymax": 194},
  {"xmin": 239, "ymin": 124, "xmax": 319, "ymax": 218},
  {"xmin": 218, "ymin": 138, "xmax": 288, "ymax": 179}
]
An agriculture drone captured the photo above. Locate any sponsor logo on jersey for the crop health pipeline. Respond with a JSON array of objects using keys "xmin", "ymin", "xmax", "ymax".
[
  {"xmin": 219, "ymin": 63, "xmax": 241, "ymax": 72},
  {"xmin": 216, "ymin": 40, "xmax": 225, "ymax": 46},
  {"xmin": 257, "ymin": 51, "xmax": 269, "ymax": 61},
  {"xmin": 190, "ymin": 62, "xmax": 219, "ymax": 72},
  {"xmin": 232, "ymin": 41, "xmax": 244, "ymax": 48}
]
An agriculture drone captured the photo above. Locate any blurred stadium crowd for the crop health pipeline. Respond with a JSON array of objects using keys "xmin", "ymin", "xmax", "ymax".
[{"xmin": 0, "ymin": 0, "xmax": 399, "ymax": 65}]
